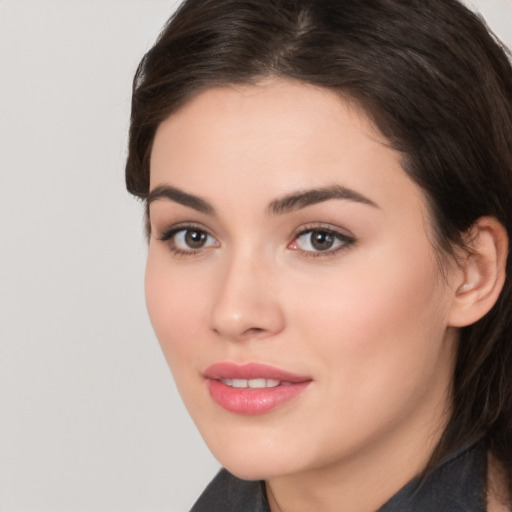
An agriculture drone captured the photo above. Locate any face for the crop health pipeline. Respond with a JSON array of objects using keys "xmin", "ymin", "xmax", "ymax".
[{"xmin": 146, "ymin": 80, "xmax": 459, "ymax": 481}]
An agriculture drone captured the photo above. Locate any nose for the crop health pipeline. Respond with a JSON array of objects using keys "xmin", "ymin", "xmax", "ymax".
[{"xmin": 209, "ymin": 250, "xmax": 285, "ymax": 342}]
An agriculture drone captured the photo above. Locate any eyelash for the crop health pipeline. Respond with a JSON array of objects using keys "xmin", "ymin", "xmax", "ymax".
[
  {"xmin": 157, "ymin": 224, "xmax": 356, "ymax": 258},
  {"xmin": 158, "ymin": 223, "xmax": 218, "ymax": 258},
  {"xmin": 288, "ymin": 225, "xmax": 356, "ymax": 258}
]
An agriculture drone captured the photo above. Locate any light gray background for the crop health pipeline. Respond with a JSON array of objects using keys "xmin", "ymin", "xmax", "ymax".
[{"xmin": 0, "ymin": 1, "xmax": 511, "ymax": 511}]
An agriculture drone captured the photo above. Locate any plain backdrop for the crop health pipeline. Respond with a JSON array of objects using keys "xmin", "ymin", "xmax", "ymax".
[{"xmin": 0, "ymin": 1, "xmax": 511, "ymax": 511}]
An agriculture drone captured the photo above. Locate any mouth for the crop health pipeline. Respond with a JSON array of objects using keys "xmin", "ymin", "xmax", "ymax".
[
  {"xmin": 203, "ymin": 362, "xmax": 312, "ymax": 415},
  {"xmin": 219, "ymin": 378, "xmax": 285, "ymax": 388}
]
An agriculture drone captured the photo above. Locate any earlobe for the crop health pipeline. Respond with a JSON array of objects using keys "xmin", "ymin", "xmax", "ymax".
[{"xmin": 448, "ymin": 216, "xmax": 508, "ymax": 328}]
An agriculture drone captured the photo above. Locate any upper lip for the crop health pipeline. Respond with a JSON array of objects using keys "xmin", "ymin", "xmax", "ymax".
[{"xmin": 203, "ymin": 362, "xmax": 311, "ymax": 383}]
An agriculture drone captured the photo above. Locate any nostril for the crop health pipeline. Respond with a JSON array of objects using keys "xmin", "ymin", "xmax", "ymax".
[
  {"xmin": 212, "ymin": 325, "xmax": 267, "ymax": 340},
  {"xmin": 244, "ymin": 327, "xmax": 265, "ymax": 335}
]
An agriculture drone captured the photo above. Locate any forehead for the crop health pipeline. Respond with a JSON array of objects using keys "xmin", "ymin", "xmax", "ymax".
[
  {"xmin": 149, "ymin": 79, "xmax": 426, "ymax": 217},
  {"xmin": 152, "ymin": 80, "xmax": 384, "ymax": 149}
]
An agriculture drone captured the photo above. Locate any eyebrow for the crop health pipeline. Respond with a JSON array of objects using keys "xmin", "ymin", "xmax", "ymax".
[
  {"xmin": 147, "ymin": 183, "xmax": 378, "ymax": 217},
  {"xmin": 267, "ymin": 185, "xmax": 379, "ymax": 215},
  {"xmin": 147, "ymin": 185, "xmax": 215, "ymax": 215}
]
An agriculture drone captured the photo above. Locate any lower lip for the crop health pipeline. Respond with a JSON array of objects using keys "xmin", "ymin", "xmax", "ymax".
[{"xmin": 207, "ymin": 379, "xmax": 311, "ymax": 415}]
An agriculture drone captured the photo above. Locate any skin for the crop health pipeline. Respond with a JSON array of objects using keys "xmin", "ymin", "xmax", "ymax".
[{"xmin": 146, "ymin": 79, "xmax": 467, "ymax": 512}]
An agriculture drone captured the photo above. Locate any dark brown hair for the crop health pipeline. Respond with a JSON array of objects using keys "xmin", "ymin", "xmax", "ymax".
[{"xmin": 126, "ymin": 0, "xmax": 512, "ymax": 494}]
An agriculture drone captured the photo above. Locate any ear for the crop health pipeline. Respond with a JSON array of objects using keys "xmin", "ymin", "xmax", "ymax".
[{"xmin": 448, "ymin": 216, "xmax": 508, "ymax": 328}]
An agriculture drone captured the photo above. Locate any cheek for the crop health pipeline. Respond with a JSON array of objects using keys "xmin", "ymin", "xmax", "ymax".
[
  {"xmin": 144, "ymin": 250, "xmax": 208, "ymax": 369},
  {"xmin": 288, "ymin": 243, "xmax": 452, "ymax": 390},
  {"xmin": 278, "ymin": 248, "xmax": 456, "ymax": 456}
]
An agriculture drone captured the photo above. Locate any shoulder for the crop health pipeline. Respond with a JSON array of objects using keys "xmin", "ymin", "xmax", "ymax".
[
  {"xmin": 190, "ymin": 468, "xmax": 269, "ymax": 512},
  {"xmin": 487, "ymin": 452, "xmax": 511, "ymax": 512}
]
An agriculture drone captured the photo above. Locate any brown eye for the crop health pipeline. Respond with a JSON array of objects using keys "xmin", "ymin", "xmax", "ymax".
[
  {"xmin": 160, "ymin": 226, "xmax": 218, "ymax": 254},
  {"xmin": 184, "ymin": 229, "xmax": 208, "ymax": 249},
  {"xmin": 290, "ymin": 228, "xmax": 354, "ymax": 255},
  {"xmin": 310, "ymin": 230, "xmax": 335, "ymax": 251}
]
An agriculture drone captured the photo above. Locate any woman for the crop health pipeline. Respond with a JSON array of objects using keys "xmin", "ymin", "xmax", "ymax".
[{"xmin": 125, "ymin": 0, "xmax": 512, "ymax": 510}]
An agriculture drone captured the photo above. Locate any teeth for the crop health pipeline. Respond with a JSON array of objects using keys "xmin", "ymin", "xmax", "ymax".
[
  {"xmin": 220, "ymin": 378, "xmax": 281, "ymax": 388},
  {"xmin": 248, "ymin": 378, "xmax": 266, "ymax": 388}
]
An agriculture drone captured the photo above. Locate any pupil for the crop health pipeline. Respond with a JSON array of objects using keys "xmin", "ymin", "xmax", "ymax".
[
  {"xmin": 185, "ymin": 230, "xmax": 206, "ymax": 248},
  {"xmin": 312, "ymin": 231, "xmax": 334, "ymax": 251}
]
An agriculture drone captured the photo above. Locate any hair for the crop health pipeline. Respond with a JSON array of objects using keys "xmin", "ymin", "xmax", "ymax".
[{"xmin": 126, "ymin": 0, "xmax": 512, "ymax": 495}]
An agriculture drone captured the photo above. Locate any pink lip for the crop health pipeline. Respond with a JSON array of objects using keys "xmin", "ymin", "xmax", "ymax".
[{"xmin": 204, "ymin": 362, "xmax": 312, "ymax": 415}]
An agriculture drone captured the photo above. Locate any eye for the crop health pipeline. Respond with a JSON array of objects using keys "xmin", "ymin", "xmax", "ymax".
[
  {"xmin": 159, "ymin": 225, "xmax": 219, "ymax": 255},
  {"xmin": 289, "ymin": 228, "xmax": 354, "ymax": 255},
  {"xmin": 174, "ymin": 228, "xmax": 215, "ymax": 250}
]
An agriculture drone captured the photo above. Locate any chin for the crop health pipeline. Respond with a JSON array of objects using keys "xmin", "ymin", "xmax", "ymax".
[
  {"xmin": 200, "ymin": 426, "xmax": 313, "ymax": 481},
  {"xmin": 218, "ymin": 453, "xmax": 294, "ymax": 482}
]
